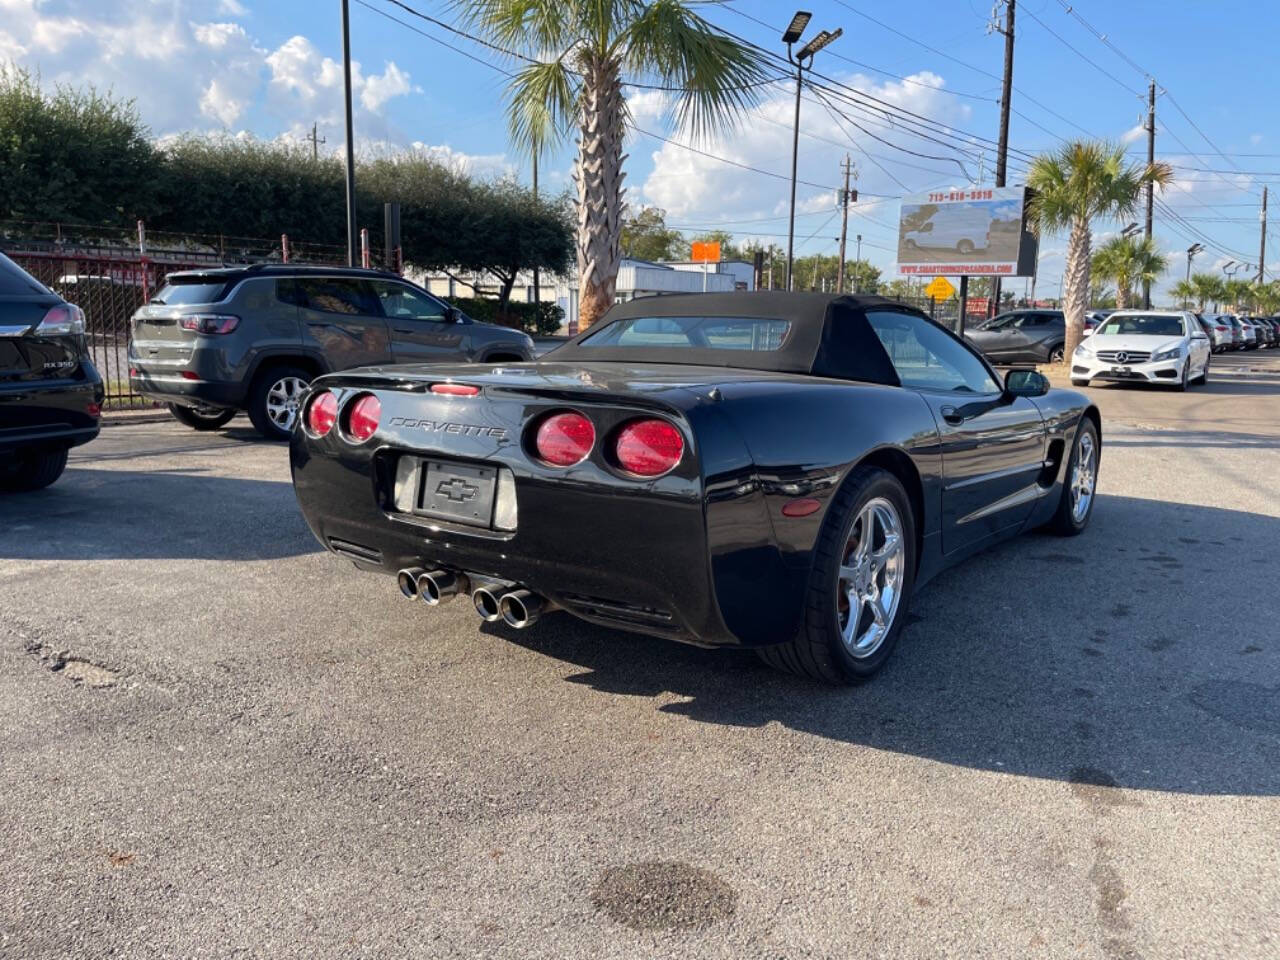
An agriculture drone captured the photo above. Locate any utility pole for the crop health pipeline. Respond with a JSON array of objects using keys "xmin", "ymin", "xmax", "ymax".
[
  {"xmin": 306, "ymin": 122, "xmax": 326, "ymax": 161},
  {"xmin": 340, "ymin": 0, "xmax": 358, "ymax": 267},
  {"xmin": 855, "ymin": 234, "xmax": 862, "ymax": 292},
  {"xmin": 1259, "ymin": 186, "xmax": 1268, "ymax": 284},
  {"xmin": 991, "ymin": 0, "xmax": 1015, "ymax": 317},
  {"xmin": 1143, "ymin": 78, "xmax": 1156, "ymax": 307},
  {"xmin": 836, "ymin": 154, "xmax": 852, "ymax": 293}
]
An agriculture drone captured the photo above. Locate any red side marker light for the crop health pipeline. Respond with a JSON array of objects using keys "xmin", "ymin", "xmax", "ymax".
[
  {"xmin": 86, "ymin": 402, "xmax": 101, "ymax": 418},
  {"xmin": 180, "ymin": 370, "xmax": 200, "ymax": 380},
  {"xmin": 781, "ymin": 498, "xmax": 822, "ymax": 518},
  {"xmin": 431, "ymin": 383, "xmax": 479, "ymax": 396}
]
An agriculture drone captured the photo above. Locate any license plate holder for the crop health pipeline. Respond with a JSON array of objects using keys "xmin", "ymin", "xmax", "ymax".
[
  {"xmin": 414, "ymin": 459, "xmax": 497, "ymax": 527},
  {"xmin": 1111, "ymin": 365, "xmax": 1131, "ymax": 375}
]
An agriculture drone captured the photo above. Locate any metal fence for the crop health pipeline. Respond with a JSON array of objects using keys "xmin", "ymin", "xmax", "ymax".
[
  {"xmin": 5, "ymin": 232, "xmax": 350, "ymax": 410},
  {"xmin": 7, "ymin": 249, "xmax": 211, "ymax": 409}
]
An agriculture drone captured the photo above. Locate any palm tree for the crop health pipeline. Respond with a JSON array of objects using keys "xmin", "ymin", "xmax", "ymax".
[
  {"xmin": 1170, "ymin": 279, "xmax": 1196, "ymax": 309},
  {"xmin": 1188, "ymin": 272, "xmax": 1223, "ymax": 312},
  {"xmin": 1091, "ymin": 235, "xmax": 1168, "ymax": 309},
  {"xmin": 1025, "ymin": 141, "xmax": 1172, "ymax": 359},
  {"xmin": 459, "ymin": 0, "xmax": 768, "ymax": 329}
]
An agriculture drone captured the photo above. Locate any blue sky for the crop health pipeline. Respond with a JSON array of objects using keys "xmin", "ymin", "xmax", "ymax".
[{"xmin": 5, "ymin": 0, "xmax": 1275, "ymax": 300}]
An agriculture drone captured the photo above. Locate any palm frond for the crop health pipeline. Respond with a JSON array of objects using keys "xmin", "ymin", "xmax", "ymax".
[
  {"xmin": 452, "ymin": 0, "xmax": 573, "ymax": 58},
  {"xmin": 505, "ymin": 60, "xmax": 578, "ymax": 156},
  {"xmin": 621, "ymin": 0, "xmax": 769, "ymax": 142}
]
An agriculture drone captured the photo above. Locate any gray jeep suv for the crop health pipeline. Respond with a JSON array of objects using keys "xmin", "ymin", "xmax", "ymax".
[{"xmin": 128, "ymin": 265, "xmax": 536, "ymax": 440}]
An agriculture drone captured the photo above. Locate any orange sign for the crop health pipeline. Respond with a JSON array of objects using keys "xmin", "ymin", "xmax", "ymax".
[{"xmin": 691, "ymin": 241, "xmax": 721, "ymax": 263}]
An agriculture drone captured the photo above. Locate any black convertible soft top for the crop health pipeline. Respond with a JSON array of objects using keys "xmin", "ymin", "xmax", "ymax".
[{"xmin": 550, "ymin": 292, "xmax": 907, "ymax": 386}]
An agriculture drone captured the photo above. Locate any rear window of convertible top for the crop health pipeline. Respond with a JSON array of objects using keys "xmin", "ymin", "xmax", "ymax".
[{"xmin": 579, "ymin": 315, "xmax": 792, "ymax": 351}]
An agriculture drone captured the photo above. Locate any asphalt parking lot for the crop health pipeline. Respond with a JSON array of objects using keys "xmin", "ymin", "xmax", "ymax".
[{"xmin": 3, "ymin": 352, "xmax": 1278, "ymax": 959}]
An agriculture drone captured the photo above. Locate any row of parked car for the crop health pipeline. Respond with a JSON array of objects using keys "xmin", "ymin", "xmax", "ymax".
[{"xmin": 1193, "ymin": 313, "xmax": 1280, "ymax": 352}]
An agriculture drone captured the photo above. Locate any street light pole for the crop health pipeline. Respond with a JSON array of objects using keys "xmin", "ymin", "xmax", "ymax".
[
  {"xmin": 783, "ymin": 12, "xmax": 841, "ymax": 292},
  {"xmin": 341, "ymin": 0, "xmax": 358, "ymax": 267}
]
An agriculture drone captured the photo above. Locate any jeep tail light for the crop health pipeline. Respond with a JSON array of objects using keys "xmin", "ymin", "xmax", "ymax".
[
  {"xmin": 346, "ymin": 394, "xmax": 381, "ymax": 442},
  {"xmin": 306, "ymin": 390, "xmax": 338, "ymax": 437},
  {"xmin": 37, "ymin": 303, "xmax": 85, "ymax": 336},
  {"xmin": 614, "ymin": 418, "xmax": 684, "ymax": 477},
  {"xmin": 178, "ymin": 314, "xmax": 240, "ymax": 335},
  {"xmin": 534, "ymin": 412, "xmax": 594, "ymax": 466}
]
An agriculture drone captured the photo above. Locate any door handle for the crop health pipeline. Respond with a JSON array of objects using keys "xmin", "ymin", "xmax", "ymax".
[{"xmin": 940, "ymin": 405, "xmax": 965, "ymax": 425}]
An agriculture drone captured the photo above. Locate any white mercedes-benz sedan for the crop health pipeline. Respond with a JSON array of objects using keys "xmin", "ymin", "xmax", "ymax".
[{"xmin": 1071, "ymin": 310, "xmax": 1212, "ymax": 390}]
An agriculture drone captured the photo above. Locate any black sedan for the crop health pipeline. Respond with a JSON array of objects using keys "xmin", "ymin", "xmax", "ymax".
[
  {"xmin": 290, "ymin": 293, "xmax": 1101, "ymax": 683},
  {"xmin": 1, "ymin": 252, "xmax": 103, "ymax": 491},
  {"xmin": 965, "ymin": 308, "xmax": 1067, "ymax": 364}
]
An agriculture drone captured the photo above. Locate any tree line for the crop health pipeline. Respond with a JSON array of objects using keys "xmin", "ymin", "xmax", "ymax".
[{"xmin": 0, "ymin": 66, "xmax": 572, "ymax": 309}]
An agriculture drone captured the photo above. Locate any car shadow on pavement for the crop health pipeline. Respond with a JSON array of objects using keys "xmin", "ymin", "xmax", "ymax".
[
  {"xmin": 487, "ymin": 493, "xmax": 1280, "ymax": 798},
  {"xmin": 0, "ymin": 467, "xmax": 320, "ymax": 561}
]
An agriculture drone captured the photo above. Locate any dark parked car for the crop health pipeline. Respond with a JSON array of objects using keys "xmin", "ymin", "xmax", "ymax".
[
  {"xmin": 965, "ymin": 308, "xmax": 1066, "ymax": 364},
  {"xmin": 0, "ymin": 252, "xmax": 103, "ymax": 491},
  {"xmin": 129, "ymin": 265, "xmax": 536, "ymax": 440},
  {"xmin": 1249, "ymin": 316, "xmax": 1278, "ymax": 347},
  {"xmin": 291, "ymin": 293, "xmax": 1101, "ymax": 684}
]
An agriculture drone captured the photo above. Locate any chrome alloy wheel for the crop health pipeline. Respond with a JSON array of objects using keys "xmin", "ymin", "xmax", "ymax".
[
  {"xmin": 265, "ymin": 376, "xmax": 310, "ymax": 432},
  {"xmin": 837, "ymin": 497, "xmax": 906, "ymax": 658},
  {"xmin": 1071, "ymin": 431, "xmax": 1097, "ymax": 523}
]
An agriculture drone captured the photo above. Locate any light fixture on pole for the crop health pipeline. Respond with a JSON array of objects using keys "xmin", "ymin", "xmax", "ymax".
[
  {"xmin": 783, "ymin": 11, "xmax": 842, "ymax": 292},
  {"xmin": 1120, "ymin": 222, "xmax": 1141, "ymax": 238},
  {"xmin": 1185, "ymin": 243, "xmax": 1204, "ymax": 287}
]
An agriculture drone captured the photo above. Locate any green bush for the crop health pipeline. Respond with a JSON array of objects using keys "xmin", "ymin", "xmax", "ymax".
[{"xmin": 448, "ymin": 297, "xmax": 564, "ymax": 335}]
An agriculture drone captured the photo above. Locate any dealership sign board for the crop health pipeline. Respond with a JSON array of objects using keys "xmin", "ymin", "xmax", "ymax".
[{"xmin": 897, "ymin": 186, "xmax": 1038, "ymax": 277}]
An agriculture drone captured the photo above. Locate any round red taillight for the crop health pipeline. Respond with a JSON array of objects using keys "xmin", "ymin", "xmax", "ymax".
[
  {"xmin": 347, "ymin": 394, "xmax": 381, "ymax": 442},
  {"xmin": 306, "ymin": 390, "xmax": 338, "ymax": 436},
  {"xmin": 614, "ymin": 419, "xmax": 684, "ymax": 477},
  {"xmin": 534, "ymin": 412, "xmax": 595, "ymax": 466}
]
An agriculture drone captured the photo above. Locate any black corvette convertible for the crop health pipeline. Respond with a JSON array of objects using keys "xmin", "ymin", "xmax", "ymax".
[{"xmin": 290, "ymin": 293, "xmax": 1100, "ymax": 683}]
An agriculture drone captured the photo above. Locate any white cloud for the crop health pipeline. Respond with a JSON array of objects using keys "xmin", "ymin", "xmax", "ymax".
[
  {"xmin": 1119, "ymin": 123, "xmax": 1146, "ymax": 147},
  {"xmin": 407, "ymin": 142, "xmax": 514, "ymax": 179},
  {"xmin": 5, "ymin": 1, "xmax": 417, "ymax": 138},
  {"xmin": 637, "ymin": 70, "xmax": 974, "ymax": 265},
  {"xmin": 1250, "ymin": 133, "xmax": 1264, "ymax": 146}
]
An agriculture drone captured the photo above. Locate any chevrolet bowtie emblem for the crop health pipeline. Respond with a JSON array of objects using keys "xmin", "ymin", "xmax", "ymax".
[{"xmin": 436, "ymin": 477, "xmax": 479, "ymax": 503}]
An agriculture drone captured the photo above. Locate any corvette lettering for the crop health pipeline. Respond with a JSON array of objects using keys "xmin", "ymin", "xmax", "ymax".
[{"xmin": 388, "ymin": 416, "xmax": 507, "ymax": 439}]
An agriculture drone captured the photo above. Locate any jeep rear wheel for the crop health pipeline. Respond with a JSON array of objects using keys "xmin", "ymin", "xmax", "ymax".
[{"xmin": 247, "ymin": 366, "xmax": 311, "ymax": 441}]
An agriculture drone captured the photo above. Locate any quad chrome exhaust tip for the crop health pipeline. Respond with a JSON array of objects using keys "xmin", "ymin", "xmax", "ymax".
[
  {"xmin": 471, "ymin": 585, "xmax": 503, "ymax": 622},
  {"xmin": 397, "ymin": 567, "xmax": 426, "ymax": 600},
  {"xmin": 499, "ymin": 589, "xmax": 545, "ymax": 630},
  {"xmin": 417, "ymin": 569, "xmax": 465, "ymax": 606}
]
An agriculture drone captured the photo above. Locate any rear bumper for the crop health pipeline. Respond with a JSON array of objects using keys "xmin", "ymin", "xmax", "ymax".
[
  {"xmin": 0, "ymin": 370, "xmax": 103, "ymax": 454},
  {"xmin": 128, "ymin": 368, "xmax": 245, "ymax": 409}
]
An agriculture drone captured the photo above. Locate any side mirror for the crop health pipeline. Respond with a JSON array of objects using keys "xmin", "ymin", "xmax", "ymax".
[
  {"xmin": 1005, "ymin": 369, "xmax": 1050, "ymax": 398},
  {"xmin": 445, "ymin": 306, "xmax": 462, "ymax": 324}
]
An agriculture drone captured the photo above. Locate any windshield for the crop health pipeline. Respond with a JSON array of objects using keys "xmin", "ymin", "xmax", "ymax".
[
  {"xmin": 151, "ymin": 279, "xmax": 230, "ymax": 306},
  {"xmin": 579, "ymin": 315, "xmax": 792, "ymax": 351},
  {"xmin": 1096, "ymin": 314, "xmax": 1186, "ymax": 337}
]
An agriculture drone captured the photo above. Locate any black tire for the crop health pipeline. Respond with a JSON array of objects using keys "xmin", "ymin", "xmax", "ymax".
[
  {"xmin": 168, "ymin": 403, "xmax": 236, "ymax": 431},
  {"xmin": 247, "ymin": 365, "xmax": 312, "ymax": 441},
  {"xmin": 756, "ymin": 466, "xmax": 917, "ymax": 684},
  {"xmin": 1048, "ymin": 418, "xmax": 1099, "ymax": 536},
  {"xmin": 1071, "ymin": 378, "xmax": 1088, "ymax": 387},
  {"xmin": 0, "ymin": 447, "xmax": 69, "ymax": 493},
  {"xmin": 1046, "ymin": 343, "xmax": 1065, "ymax": 364},
  {"xmin": 1191, "ymin": 353, "xmax": 1209, "ymax": 385}
]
